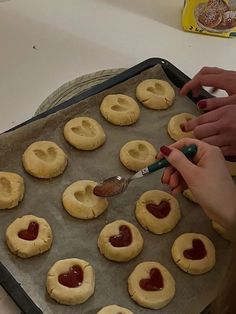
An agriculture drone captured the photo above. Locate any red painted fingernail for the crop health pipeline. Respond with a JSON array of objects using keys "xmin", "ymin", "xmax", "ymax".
[
  {"xmin": 180, "ymin": 123, "xmax": 186, "ymax": 132},
  {"xmin": 197, "ymin": 100, "xmax": 207, "ymax": 109},
  {"xmin": 160, "ymin": 145, "xmax": 172, "ymax": 156},
  {"xmin": 161, "ymin": 174, "xmax": 164, "ymax": 184}
]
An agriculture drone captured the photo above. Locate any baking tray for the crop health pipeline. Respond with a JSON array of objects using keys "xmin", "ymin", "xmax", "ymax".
[{"xmin": 0, "ymin": 58, "xmax": 219, "ymax": 314}]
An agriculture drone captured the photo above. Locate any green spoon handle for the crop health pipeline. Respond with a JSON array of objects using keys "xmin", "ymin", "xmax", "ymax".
[{"xmin": 147, "ymin": 144, "xmax": 197, "ymax": 173}]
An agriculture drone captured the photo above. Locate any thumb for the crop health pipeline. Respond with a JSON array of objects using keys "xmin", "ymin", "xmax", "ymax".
[{"xmin": 160, "ymin": 145, "xmax": 197, "ymax": 182}]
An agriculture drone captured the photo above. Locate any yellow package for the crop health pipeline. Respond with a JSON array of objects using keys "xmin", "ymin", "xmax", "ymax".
[{"xmin": 182, "ymin": 0, "xmax": 236, "ymax": 37}]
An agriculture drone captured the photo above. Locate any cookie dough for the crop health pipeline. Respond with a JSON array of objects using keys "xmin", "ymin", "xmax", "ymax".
[
  {"xmin": 47, "ymin": 258, "xmax": 95, "ymax": 305},
  {"xmin": 0, "ymin": 172, "xmax": 24, "ymax": 209},
  {"xmin": 212, "ymin": 221, "xmax": 230, "ymax": 241},
  {"xmin": 62, "ymin": 180, "xmax": 108, "ymax": 219},
  {"xmin": 6, "ymin": 215, "xmax": 52, "ymax": 258},
  {"xmin": 22, "ymin": 141, "xmax": 68, "ymax": 178},
  {"xmin": 100, "ymin": 94, "xmax": 140, "ymax": 126},
  {"xmin": 182, "ymin": 188, "xmax": 198, "ymax": 204},
  {"xmin": 136, "ymin": 79, "xmax": 175, "ymax": 110},
  {"xmin": 136, "ymin": 190, "xmax": 181, "ymax": 234},
  {"xmin": 226, "ymin": 160, "xmax": 236, "ymax": 176},
  {"xmin": 168, "ymin": 113, "xmax": 196, "ymax": 141},
  {"xmin": 171, "ymin": 233, "xmax": 216, "ymax": 275},
  {"xmin": 64, "ymin": 117, "xmax": 106, "ymax": 150},
  {"xmin": 128, "ymin": 261, "xmax": 175, "ymax": 310},
  {"xmin": 97, "ymin": 305, "xmax": 134, "ymax": 314},
  {"xmin": 120, "ymin": 140, "xmax": 157, "ymax": 172},
  {"xmin": 98, "ymin": 220, "xmax": 143, "ymax": 262}
]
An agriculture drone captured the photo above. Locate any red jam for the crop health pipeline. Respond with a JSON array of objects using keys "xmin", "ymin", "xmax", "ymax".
[
  {"xmin": 183, "ymin": 239, "xmax": 207, "ymax": 260},
  {"xmin": 146, "ymin": 201, "xmax": 171, "ymax": 219},
  {"xmin": 18, "ymin": 222, "xmax": 39, "ymax": 241},
  {"xmin": 58, "ymin": 265, "xmax": 84, "ymax": 288},
  {"xmin": 139, "ymin": 268, "xmax": 164, "ymax": 291},
  {"xmin": 109, "ymin": 225, "xmax": 132, "ymax": 247}
]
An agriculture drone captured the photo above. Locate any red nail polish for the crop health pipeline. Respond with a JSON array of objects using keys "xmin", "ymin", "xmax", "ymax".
[
  {"xmin": 160, "ymin": 145, "xmax": 172, "ymax": 156},
  {"xmin": 197, "ymin": 100, "xmax": 207, "ymax": 109},
  {"xmin": 180, "ymin": 123, "xmax": 186, "ymax": 132}
]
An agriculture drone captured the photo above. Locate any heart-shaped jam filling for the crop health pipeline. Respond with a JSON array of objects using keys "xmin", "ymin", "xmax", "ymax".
[
  {"xmin": 18, "ymin": 222, "xmax": 39, "ymax": 241},
  {"xmin": 146, "ymin": 201, "xmax": 171, "ymax": 219},
  {"xmin": 58, "ymin": 265, "xmax": 84, "ymax": 288},
  {"xmin": 109, "ymin": 225, "xmax": 132, "ymax": 247},
  {"xmin": 183, "ymin": 239, "xmax": 207, "ymax": 260},
  {"xmin": 139, "ymin": 268, "xmax": 164, "ymax": 291}
]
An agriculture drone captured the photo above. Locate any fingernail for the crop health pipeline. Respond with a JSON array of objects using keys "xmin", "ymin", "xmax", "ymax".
[
  {"xmin": 197, "ymin": 100, "xmax": 207, "ymax": 109},
  {"xmin": 161, "ymin": 174, "xmax": 164, "ymax": 184},
  {"xmin": 160, "ymin": 145, "xmax": 172, "ymax": 156},
  {"xmin": 180, "ymin": 123, "xmax": 186, "ymax": 132}
]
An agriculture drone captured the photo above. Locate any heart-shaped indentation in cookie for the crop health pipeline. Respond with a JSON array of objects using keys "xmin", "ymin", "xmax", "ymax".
[
  {"xmin": 34, "ymin": 147, "xmax": 57, "ymax": 162},
  {"xmin": 74, "ymin": 185, "xmax": 96, "ymax": 206},
  {"xmin": 146, "ymin": 201, "xmax": 171, "ymax": 218},
  {"xmin": 128, "ymin": 144, "xmax": 149, "ymax": 160},
  {"xmin": 147, "ymin": 83, "xmax": 165, "ymax": 95},
  {"xmin": 0, "ymin": 177, "xmax": 12, "ymax": 197},
  {"xmin": 139, "ymin": 268, "xmax": 164, "ymax": 291},
  {"xmin": 109, "ymin": 225, "xmax": 132, "ymax": 247},
  {"xmin": 72, "ymin": 120, "xmax": 96, "ymax": 137},
  {"xmin": 18, "ymin": 221, "xmax": 39, "ymax": 241},
  {"xmin": 183, "ymin": 239, "xmax": 207, "ymax": 260},
  {"xmin": 58, "ymin": 265, "xmax": 84, "ymax": 288}
]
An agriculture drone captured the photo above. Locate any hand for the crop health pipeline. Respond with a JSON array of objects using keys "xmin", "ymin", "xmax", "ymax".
[
  {"xmin": 180, "ymin": 67, "xmax": 236, "ymax": 97},
  {"xmin": 183, "ymin": 105, "xmax": 236, "ymax": 156},
  {"xmin": 158, "ymin": 139, "xmax": 236, "ymax": 228}
]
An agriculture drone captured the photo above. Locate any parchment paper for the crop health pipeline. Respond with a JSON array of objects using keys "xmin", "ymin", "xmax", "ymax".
[{"xmin": 0, "ymin": 65, "xmax": 229, "ymax": 314}]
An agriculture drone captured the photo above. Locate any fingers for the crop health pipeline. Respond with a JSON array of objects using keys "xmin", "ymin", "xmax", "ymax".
[
  {"xmin": 161, "ymin": 167, "xmax": 187, "ymax": 195},
  {"xmin": 221, "ymin": 146, "xmax": 236, "ymax": 157},
  {"xmin": 203, "ymin": 135, "xmax": 231, "ymax": 147},
  {"xmin": 197, "ymin": 95, "xmax": 236, "ymax": 111},
  {"xmin": 193, "ymin": 121, "xmax": 220, "ymax": 139},
  {"xmin": 184, "ymin": 110, "xmax": 220, "ymax": 132}
]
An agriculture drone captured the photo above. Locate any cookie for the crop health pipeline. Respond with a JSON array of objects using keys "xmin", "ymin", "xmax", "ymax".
[
  {"xmin": 128, "ymin": 261, "xmax": 175, "ymax": 310},
  {"xmin": 97, "ymin": 305, "xmax": 134, "ymax": 314},
  {"xmin": 226, "ymin": 159, "xmax": 236, "ymax": 176},
  {"xmin": 64, "ymin": 117, "xmax": 106, "ymax": 150},
  {"xmin": 212, "ymin": 221, "xmax": 230, "ymax": 240},
  {"xmin": 0, "ymin": 172, "xmax": 24, "ymax": 209},
  {"xmin": 182, "ymin": 188, "xmax": 198, "ymax": 204},
  {"xmin": 136, "ymin": 79, "xmax": 175, "ymax": 110},
  {"xmin": 47, "ymin": 258, "xmax": 95, "ymax": 305},
  {"xmin": 22, "ymin": 141, "xmax": 67, "ymax": 178},
  {"xmin": 167, "ymin": 113, "xmax": 196, "ymax": 141},
  {"xmin": 62, "ymin": 180, "xmax": 108, "ymax": 219},
  {"xmin": 171, "ymin": 233, "xmax": 216, "ymax": 275},
  {"xmin": 100, "ymin": 94, "xmax": 140, "ymax": 126},
  {"xmin": 120, "ymin": 140, "xmax": 157, "ymax": 172},
  {"xmin": 6, "ymin": 215, "xmax": 52, "ymax": 258},
  {"xmin": 136, "ymin": 190, "xmax": 181, "ymax": 234},
  {"xmin": 98, "ymin": 220, "xmax": 143, "ymax": 262}
]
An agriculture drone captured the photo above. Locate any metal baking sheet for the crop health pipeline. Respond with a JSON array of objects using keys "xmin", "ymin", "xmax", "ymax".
[{"xmin": 0, "ymin": 64, "xmax": 229, "ymax": 314}]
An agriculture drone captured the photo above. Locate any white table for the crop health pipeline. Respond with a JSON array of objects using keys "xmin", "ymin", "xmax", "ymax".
[{"xmin": 0, "ymin": 0, "xmax": 235, "ymax": 312}]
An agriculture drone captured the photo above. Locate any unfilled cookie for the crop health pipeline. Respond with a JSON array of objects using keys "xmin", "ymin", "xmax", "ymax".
[
  {"xmin": 136, "ymin": 190, "xmax": 181, "ymax": 234},
  {"xmin": 136, "ymin": 79, "xmax": 175, "ymax": 110},
  {"xmin": 100, "ymin": 94, "xmax": 140, "ymax": 126},
  {"xmin": 47, "ymin": 258, "xmax": 95, "ymax": 305},
  {"xmin": 182, "ymin": 188, "xmax": 198, "ymax": 204},
  {"xmin": 97, "ymin": 305, "xmax": 134, "ymax": 314},
  {"xmin": 62, "ymin": 180, "xmax": 108, "ymax": 219},
  {"xmin": 128, "ymin": 261, "xmax": 175, "ymax": 310},
  {"xmin": 226, "ymin": 159, "xmax": 236, "ymax": 176},
  {"xmin": 64, "ymin": 117, "xmax": 106, "ymax": 150},
  {"xmin": 171, "ymin": 233, "xmax": 216, "ymax": 275},
  {"xmin": 212, "ymin": 221, "xmax": 230, "ymax": 241},
  {"xmin": 0, "ymin": 172, "xmax": 24, "ymax": 209},
  {"xmin": 168, "ymin": 113, "xmax": 196, "ymax": 141},
  {"xmin": 98, "ymin": 220, "xmax": 143, "ymax": 262},
  {"xmin": 22, "ymin": 141, "xmax": 67, "ymax": 178},
  {"xmin": 6, "ymin": 215, "xmax": 52, "ymax": 258},
  {"xmin": 120, "ymin": 140, "xmax": 157, "ymax": 172}
]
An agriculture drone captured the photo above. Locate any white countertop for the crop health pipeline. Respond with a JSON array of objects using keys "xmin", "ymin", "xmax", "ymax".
[{"xmin": 0, "ymin": 0, "xmax": 235, "ymax": 312}]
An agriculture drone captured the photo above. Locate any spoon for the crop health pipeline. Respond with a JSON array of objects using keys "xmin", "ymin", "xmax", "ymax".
[{"xmin": 94, "ymin": 144, "xmax": 197, "ymax": 197}]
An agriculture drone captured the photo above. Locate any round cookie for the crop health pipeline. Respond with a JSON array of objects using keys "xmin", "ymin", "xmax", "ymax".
[
  {"xmin": 62, "ymin": 180, "xmax": 108, "ymax": 219},
  {"xmin": 212, "ymin": 221, "xmax": 230, "ymax": 241},
  {"xmin": 64, "ymin": 117, "xmax": 106, "ymax": 150},
  {"xmin": 100, "ymin": 94, "xmax": 140, "ymax": 126},
  {"xmin": 97, "ymin": 305, "xmax": 134, "ymax": 314},
  {"xmin": 167, "ymin": 113, "xmax": 196, "ymax": 141},
  {"xmin": 22, "ymin": 141, "xmax": 67, "ymax": 179},
  {"xmin": 98, "ymin": 220, "xmax": 143, "ymax": 262},
  {"xmin": 0, "ymin": 172, "xmax": 24, "ymax": 209},
  {"xmin": 120, "ymin": 140, "xmax": 157, "ymax": 172},
  {"xmin": 47, "ymin": 258, "xmax": 95, "ymax": 305},
  {"xmin": 135, "ymin": 190, "xmax": 181, "ymax": 234},
  {"xmin": 171, "ymin": 233, "xmax": 216, "ymax": 275},
  {"xmin": 136, "ymin": 79, "xmax": 175, "ymax": 110},
  {"xmin": 6, "ymin": 215, "xmax": 52, "ymax": 258},
  {"xmin": 226, "ymin": 160, "xmax": 236, "ymax": 176},
  {"xmin": 128, "ymin": 261, "xmax": 175, "ymax": 310},
  {"xmin": 182, "ymin": 188, "xmax": 198, "ymax": 204}
]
